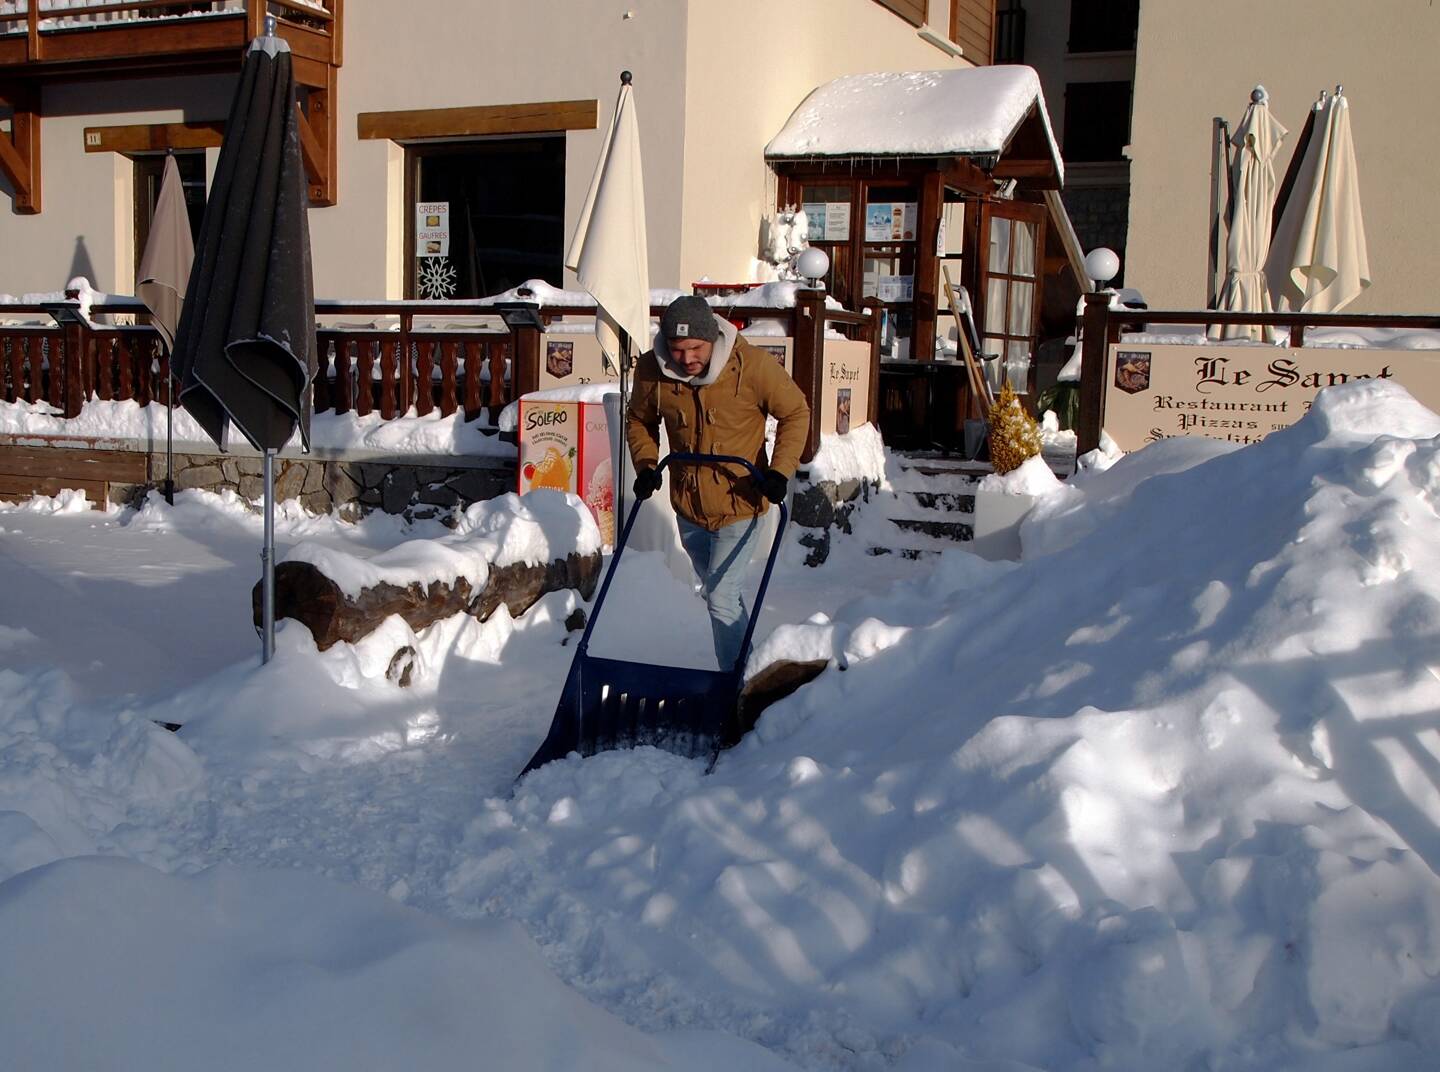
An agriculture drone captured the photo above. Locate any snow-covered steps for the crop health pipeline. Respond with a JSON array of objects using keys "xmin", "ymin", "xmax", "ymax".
[{"xmin": 870, "ymin": 451, "xmax": 990, "ymax": 557}]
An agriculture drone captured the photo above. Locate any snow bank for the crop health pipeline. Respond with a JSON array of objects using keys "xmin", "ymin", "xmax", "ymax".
[
  {"xmin": 456, "ymin": 379, "xmax": 1440, "ymax": 1070},
  {"xmin": 6, "ymin": 378, "xmax": 1440, "ymax": 1070}
]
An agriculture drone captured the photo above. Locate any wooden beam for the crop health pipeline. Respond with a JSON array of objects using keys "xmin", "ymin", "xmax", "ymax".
[
  {"xmin": 990, "ymin": 159, "xmax": 1055, "ymax": 179},
  {"xmin": 82, "ymin": 120, "xmax": 225, "ymax": 154},
  {"xmin": 0, "ymin": 82, "xmax": 40, "ymax": 213},
  {"xmin": 297, "ymin": 62, "xmax": 337, "ymax": 206},
  {"xmin": 358, "ymin": 100, "xmax": 598, "ymax": 142},
  {"xmin": 941, "ymin": 157, "xmax": 992, "ymax": 193}
]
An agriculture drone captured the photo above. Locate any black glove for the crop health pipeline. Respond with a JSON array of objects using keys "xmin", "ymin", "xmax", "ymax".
[
  {"xmin": 633, "ymin": 466, "xmax": 662, "ymax": 501},
  {"xmin": 757, "ymin": 468, "xmax": 789, "ymax": 504}
]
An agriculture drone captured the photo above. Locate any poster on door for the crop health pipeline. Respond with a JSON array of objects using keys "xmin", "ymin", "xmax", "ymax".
[
  {"xmin": 415, "ymin": 202, "xmax": 450, "ymax": 257},
  {"xmin": 864, "ymin": 202, "xmax": 916, "ymax": 242}
]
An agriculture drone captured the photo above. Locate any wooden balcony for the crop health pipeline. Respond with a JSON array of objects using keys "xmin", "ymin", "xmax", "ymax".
[{"xmin": 0, "ymin": 0, "xmax": 342, "ymax": 211}]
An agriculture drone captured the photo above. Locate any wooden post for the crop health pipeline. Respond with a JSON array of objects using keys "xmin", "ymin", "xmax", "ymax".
[
  {"xmin": 0, "ymin": 82, "xmax": 42, "ymax": 214},
  {"xmin": 62, "ymin": 320, "xmax": 85, "ymax": 418},
  {"xmin": 1076, "ymin": 292, "xmax": 1113, "ymax": 457},
  {"xmin": 791, "ymin": 288, "xmax": 827, "ymax": 463},
  {"xmin": 245, "ymin": 0, "xmax": 266, "ymax": 42},
  {"xmin": 861, "ymin": 297, "xmax": 885, "ymax": 426},
  {"xmin": 398, "ymin": 313, "xmax": 413, "ymax": 412},
  {"xmin": 512, "ymin": 321, "xmax": 541, "ymax": 399},
  {"xmin": 913, "ymin": 169, "xmax": 943, "ymax": 361}
]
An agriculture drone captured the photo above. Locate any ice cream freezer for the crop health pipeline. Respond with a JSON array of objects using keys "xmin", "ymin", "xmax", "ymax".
[{"xmin": 516, "ymin": 397, "xmax": 617, "ymax": 547}]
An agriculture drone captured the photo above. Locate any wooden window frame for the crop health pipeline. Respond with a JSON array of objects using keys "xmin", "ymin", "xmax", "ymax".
[
  {"xmin": 872, "ymin": 0, "xmax": 927, "ymax": 29},
  {"xmin": 950, "ymin": 0, "xmax": 997, "ymax": 64},
  {"xmin": 358, "ymin": 100, "xmax": 597, "ymax": 142}
]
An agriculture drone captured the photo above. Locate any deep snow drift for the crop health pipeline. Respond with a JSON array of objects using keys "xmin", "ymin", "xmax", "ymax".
[{"xmin": 2, "ymin": 379, "xmax": 1440, "ymax": 1071}]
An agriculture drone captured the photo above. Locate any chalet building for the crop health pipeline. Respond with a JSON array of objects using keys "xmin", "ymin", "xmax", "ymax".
[{"xmin": 1, "ymin": 0, "xmax": 1093, "ymax": 457}]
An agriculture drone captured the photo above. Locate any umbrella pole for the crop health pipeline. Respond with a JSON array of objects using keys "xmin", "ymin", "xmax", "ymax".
[
  {"xmin": 261, "ymin": 448, "xmax": 276, "ymax": 664},
  {"xmin": 165, "ymin": 361, "xmax": 175, "ymax": 506},
  {"xmin": 616, "ymin": 328, "xmax": 631, "ymax": 526}
]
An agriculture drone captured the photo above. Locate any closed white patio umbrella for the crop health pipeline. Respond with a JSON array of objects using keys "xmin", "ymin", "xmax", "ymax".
[
  {"xmin": 565, "ymin": 70, "xmax": 650, "ymax": 526},
  {"xmin": 1212, "ymin": 86, "xmax": 1287, "ymax": 341},
  {"xmin": 1265, "ymin": 89, "xmax": 1371, "ymax": 314}
]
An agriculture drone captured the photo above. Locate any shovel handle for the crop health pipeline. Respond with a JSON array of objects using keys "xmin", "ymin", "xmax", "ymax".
[{"xmin": 576, "ymin": 452, "xmax": 789, "ymax": 668}]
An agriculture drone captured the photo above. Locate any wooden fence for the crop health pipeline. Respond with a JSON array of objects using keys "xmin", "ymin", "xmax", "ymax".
[
  {"xmin": 1076, "ymin": 292, "xmax": 1440, "ymax": 455},
  {"xmin": 0, "ymin": 290, "xmax": 880, "ymax": 462}
]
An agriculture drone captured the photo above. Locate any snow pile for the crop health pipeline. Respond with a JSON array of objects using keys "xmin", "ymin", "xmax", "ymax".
[
  {"xmin": 451, "ymin": 380, "xmax": 1440, "ymax": 1069},
  {"xmin": 805, "ymin": 422, "xmax": 886, "ymax": 486},
  {"xmin": 284, "ymin": 489, "xmax": 600, "ymax": 598},
  {"xmin": 977, "ymin": 454, "xmax": 1062, "ymax": 497},
  {"xmin": 3, "ymin": 379, "xmax": 1440, "ymax": 1069}
]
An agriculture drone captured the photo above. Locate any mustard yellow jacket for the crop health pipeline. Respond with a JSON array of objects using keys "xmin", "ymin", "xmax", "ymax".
[{"xmin": 626, "ymin": 331, "xmax": 810, "ymax": 532}]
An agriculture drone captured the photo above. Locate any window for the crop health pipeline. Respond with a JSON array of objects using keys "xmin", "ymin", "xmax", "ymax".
[
  {"xmin": 406, "ymin": 137, "xmax": 565, "ymax": 300},
  {"xmin": 1067, "ymin": 0, "xmax": 1139, "ymax": 54},
  {"xmin": 872, "ymin": 0, "xmax": 927, "ymax": 28},
  {"xmin": 950, "ymin": 0, "xmax": 997, "ymax": 64},
  {"xmin": 133, "ymin": 151, "xmax": 205, "ymax": 275},
  {"xmin": 994, "ymin": 0, "xmax": 1026, "ymax": 63},
  {"xmin": 1062, "ymin": 81, "xmax": 1132, "ymax": 162}
]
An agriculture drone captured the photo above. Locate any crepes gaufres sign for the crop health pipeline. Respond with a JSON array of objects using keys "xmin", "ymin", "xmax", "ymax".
[{"xmin": 1102, "ymin": 343, "xmax": 1440, "ymax": 451}]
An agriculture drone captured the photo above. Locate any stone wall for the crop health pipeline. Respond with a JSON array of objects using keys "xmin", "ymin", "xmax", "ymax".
[
  {"xmin": 790, "ymin": 475, "xmax": 872, "ymax": 566},
  {"xmin": 115, "ymin": 450, "xmax": 515, "ymax": 522}
]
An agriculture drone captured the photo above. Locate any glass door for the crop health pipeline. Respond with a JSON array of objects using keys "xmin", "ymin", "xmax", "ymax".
[{"xmin": 978, "ymin": 200, "xmax": 1045, "ymax": 393}]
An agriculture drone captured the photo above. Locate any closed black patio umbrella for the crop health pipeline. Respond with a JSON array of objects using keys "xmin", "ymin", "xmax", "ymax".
[{"xmin": 170, "ymin": 17, "xmax": 316, "ymax": 663}]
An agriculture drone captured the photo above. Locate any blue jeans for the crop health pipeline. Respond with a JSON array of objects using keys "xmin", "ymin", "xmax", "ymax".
[{"xmin": 677, "ymin": 515, "xmax": 764, "ymax": 671}]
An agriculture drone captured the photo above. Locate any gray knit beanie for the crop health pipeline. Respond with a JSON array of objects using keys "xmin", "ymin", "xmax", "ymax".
[{"xmin": 660, "ymin": 295, "xmax": 720, "ymax": 344}]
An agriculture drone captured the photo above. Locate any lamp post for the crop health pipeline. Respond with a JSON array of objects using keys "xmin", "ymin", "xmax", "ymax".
[{"xmin": 795, "ymin": 246, "xmax": 830, "ymax": 291}]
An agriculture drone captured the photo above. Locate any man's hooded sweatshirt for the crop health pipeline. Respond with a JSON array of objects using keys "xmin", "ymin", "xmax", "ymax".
[{"xmin": 626, "ymin": 314, "xmax": 810, "ymax": 531}]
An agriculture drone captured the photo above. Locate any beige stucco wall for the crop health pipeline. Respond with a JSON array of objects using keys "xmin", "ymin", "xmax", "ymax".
[
  {"xmin": 0, "ymin": 0, "xmax": 980, "ymax": 300},
  {"xmin": 1127, "ymin": 0, "xmax": 1440, "ymax": 313},
  {"xmin": 328, "ymin": 0, "xmax": 688, "ymax": 298},
  {"xmin": 679, "ymin": 0, "xmax": 971, "ymax": 288},
  {"xmin": 0, "ymin": 1, "xmax": 689, "ymax": 299},
  {"xmin": 0, "ymin": 75, "xmax": 232, "ymax": 297}
]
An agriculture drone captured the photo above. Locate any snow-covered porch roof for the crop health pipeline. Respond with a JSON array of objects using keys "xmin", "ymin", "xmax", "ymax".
[{"xmin": 764, "ymin": 65, "xmax": 1064, "ymax": 189}]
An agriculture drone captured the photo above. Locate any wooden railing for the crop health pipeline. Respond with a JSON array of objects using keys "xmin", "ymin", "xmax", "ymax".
[
  {"xmin": 0, "ymin": 293, "xmax": 882, "ymax": 461},
  {"xmin": 0, "ymin": 0, "xmax": 341, "ymax": 66},
  {"xmin": 1076, "ymin": 292, "xmax": 1440, "ymax": 454}
]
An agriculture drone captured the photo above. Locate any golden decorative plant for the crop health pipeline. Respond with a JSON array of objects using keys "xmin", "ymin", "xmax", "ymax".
[{"xmin": 987, "ymin": 384, "xmax": 1042, "ymax": 475}]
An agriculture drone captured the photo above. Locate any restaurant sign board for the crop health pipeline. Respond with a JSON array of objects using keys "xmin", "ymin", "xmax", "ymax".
[{"xmin": 1101, "ymin": 343, "xmax": 1440, "ymax": 452}]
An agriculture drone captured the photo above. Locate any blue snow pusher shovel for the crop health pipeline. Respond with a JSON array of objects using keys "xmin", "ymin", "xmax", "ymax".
[{"xmin": 520, "ymin": 452, "xmax": 789, "ymax": 777}]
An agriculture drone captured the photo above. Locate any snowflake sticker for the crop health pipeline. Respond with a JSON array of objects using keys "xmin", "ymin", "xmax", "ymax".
[{"xmin": 417, "ymin": 258, "xmax": 458, "ymax": 300}]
